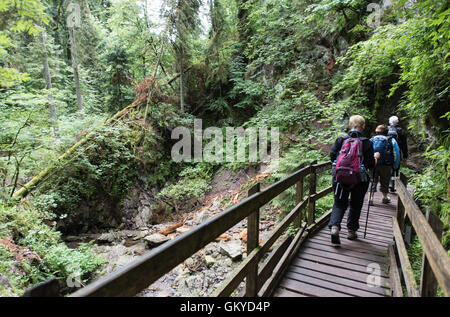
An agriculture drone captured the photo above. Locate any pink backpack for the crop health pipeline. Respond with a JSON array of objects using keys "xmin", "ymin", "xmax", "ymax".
[{"xmin": 335, "ymin": 137, "xmax": 363, "ymax": 186}]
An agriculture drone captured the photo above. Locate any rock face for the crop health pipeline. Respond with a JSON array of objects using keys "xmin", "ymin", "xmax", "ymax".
[
  {"xmin": 121, "ymin": 183, "xmax": 157, "ymax": 229},
  {"xmin": 134, "ymin": 205, "xmax": 153, "ymax": 228}
]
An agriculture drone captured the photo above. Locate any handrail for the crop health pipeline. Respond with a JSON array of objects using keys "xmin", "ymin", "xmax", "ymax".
[
  {"xmin": 70, "ymin": 161, "xmax": 332, "ymax": 297},
  {"xmin": 392, "ymin": 177, "xmax": 450, "ymax": 297}
]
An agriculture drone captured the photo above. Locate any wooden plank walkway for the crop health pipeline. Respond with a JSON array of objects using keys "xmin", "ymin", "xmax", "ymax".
[{"xmin": 274, "ymin": 190, "xmax": 397, "ymax": 297}]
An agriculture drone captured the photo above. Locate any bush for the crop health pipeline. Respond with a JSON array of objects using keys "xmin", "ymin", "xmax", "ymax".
[
  {"xmin": 157, "ymin": 163, "xmax": 214, "ymax": 211},
  {"xmin": 0, "ymin": 202, "xmax": 105, "ymax": 296}
]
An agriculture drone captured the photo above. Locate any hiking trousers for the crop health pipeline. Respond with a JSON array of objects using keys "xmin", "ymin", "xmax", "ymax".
[
  {"xmin": 328, "ymin": 181, "xmax": 370, "ymax": 232},
  {"xmin": 372, "ymin": 165, "xmax": 392, "ymax": 194}
]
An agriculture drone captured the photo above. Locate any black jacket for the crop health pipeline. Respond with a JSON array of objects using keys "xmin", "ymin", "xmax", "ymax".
[
  {"xmin": 330, "ymin": 131, "xmax": 375, "ymax": 170},
  {"xmin": 390, "ymin": 124, "xmax": 408, "ymax": 159}
]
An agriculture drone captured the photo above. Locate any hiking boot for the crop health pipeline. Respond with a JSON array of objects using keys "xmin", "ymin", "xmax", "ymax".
[
  {"xmin": 330, "ymin": 226, "xmax": 340, "ymax": 245},
  {"xmin": 347, "ymin": 230, "xmax": 358, "ymax": 240},
  {"xmin": 382, "ymin": 197, "xmax": 391, "ymax": 204}
]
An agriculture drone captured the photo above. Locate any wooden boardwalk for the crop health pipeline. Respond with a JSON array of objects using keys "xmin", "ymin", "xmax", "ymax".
[
  {"xmin": 274, "ymin": 190, "xmax": 397, "ymax": 297},
  {"xmin": 66, "ymin": 161, "xmax": 449, "ymax": 298}
]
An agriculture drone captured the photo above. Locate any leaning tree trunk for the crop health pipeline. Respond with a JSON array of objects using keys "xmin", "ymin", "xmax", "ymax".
[
  {"xmin": 69, "ymin": 27, "xmax": 83, "ymax": 111},
  {"xmin": 11, "ymin": 67, "xmax": 190, "ymax": 200}
]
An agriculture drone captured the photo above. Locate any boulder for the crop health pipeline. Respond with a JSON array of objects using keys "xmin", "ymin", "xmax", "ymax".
[
  {"xmin": 144, "ymin": 233, "xmax": 170, "ymax": 248},
  {"xmin": 219, "ymin": 240, "xmax": 243, "ymax": 261},
  {"xmin": 204, "ymin": 255, "xmax": 216, "ymax": 267},
  {"xmin": 97, "ymin": 232, "xmax": 117, "ymax": 243}
]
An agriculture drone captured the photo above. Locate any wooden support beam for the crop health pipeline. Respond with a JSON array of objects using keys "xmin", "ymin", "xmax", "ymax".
[
  {"xmin": 258, "ymin": 209, "xmax": 332, "ymax": 297},
  {"xmin": 420, "ymin": 209, "xmax": 443, "ymax": 297},
  {"xmin": 310, "ymin": 186, "xmax": 333, "ymax": 202},
  {"xmin": 307, "ymin": 163, "xmax": 317, "ymax": 225},
  {"xmin": 392, "ymin": 217, "xmax": 420, "ymax": 297},
  {"xmin": 213, "ymin": 199, "xmax": 309, "ymax": 297},
  {"xmin": 257, "ymin": 237, "xmax": 292, "ymax": 291},
  {"xmin": 388, "ymin": 244, "xmax": 403, "ymax": 297},
  {"xmin": 395, "ymin": 178, "xmax": 450, "ymax": 297},
  {"xmin": 396, "ymin": 174, "xmax": 408, "ymax": 233},
  {"xmin": 258, "ymin": 223, "xmax": 309, "ymax": 297},
  {"xmin": 295, "ymin": 163, "xmax": 306, "ymax": 228},
  {"xmin": 246, "ymin": 183, "xmax": 260, "ymax": 297}
]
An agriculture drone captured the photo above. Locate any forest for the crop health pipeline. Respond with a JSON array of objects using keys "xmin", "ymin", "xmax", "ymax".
[{"xmin": 0, "ymin": 0, "xmax": 448, "ymax": 297}]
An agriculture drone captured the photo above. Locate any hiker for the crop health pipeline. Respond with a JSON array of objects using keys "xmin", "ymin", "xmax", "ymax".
[
  {"xmin": 387, "ymin": 116, "xmax": 408, "ymax": 192},
  {"xmin": 328, "ymin": 115, "xmax": 375, "ymax": 245},
  {"xmin": 369, "ymin": 125, "xmax": 400, "ymax": 206}
]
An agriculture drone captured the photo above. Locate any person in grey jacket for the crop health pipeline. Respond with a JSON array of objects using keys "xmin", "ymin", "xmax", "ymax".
[{"xmin": 388, "ymin": 116, "xmax": 408, "ymax": 192}]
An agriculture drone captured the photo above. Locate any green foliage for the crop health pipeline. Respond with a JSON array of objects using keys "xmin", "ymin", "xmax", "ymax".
[
  {"xmin": 0, "ymin": 202, "xmax": 105, "ymax": 296},
  {"xmin": 332, "ymin": 0, "xmax": 449, "ymax": 135},
  {"xmin": 43, "ymin": 242, "xmax": 106, "ymax": 284},
  {"xmin": 102, "ymin": 45, "xmax": 133, "ymax": 112},
  {"xmin": 32, "ymin": 123, "xmax": 139, "ymax": 233},
  {"xmin": 157, "ymin": 163, "xmax": 213, "ymax": 209},
  {"xmin": 412, "ymin": 137, "xmax": 450, "ymax": 249},
  {"xmin": 0, "ymin": 0, "xmax": 49, "ymax": 87},
  {"xmin": 0, "ymin": 0, "xmax": 449, "ymax": 297},
  {"xmin": 270, "ymin": 142, "xmax": 329, "ymax": 214},
  {"xmin": 246, "ymin": 91, "xmax": 323, "ymax": 133},
  {"xmin": 228, "ymin": 55, "xmax": 265, "ymax": 110},
  {"xmin": 158, "ymin": 177, "xmax": 211, "ymax": 204}
]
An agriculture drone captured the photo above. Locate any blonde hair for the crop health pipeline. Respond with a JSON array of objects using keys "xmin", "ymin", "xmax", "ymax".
[{"xmin": 349, "ymin": 115, "xmax": 365, "ymax": 131}]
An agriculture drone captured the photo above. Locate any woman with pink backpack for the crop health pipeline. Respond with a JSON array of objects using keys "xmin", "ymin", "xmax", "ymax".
[{"xmin": 328, "ymin": 115, "xmax": 376, "ymax": 245}]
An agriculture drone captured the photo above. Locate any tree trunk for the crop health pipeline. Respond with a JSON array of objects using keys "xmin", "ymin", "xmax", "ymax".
[
  {"xmin": 237, "ymin": 0, "xmax": 250, "ymax": 63},
  {"xmin": 41, "ymin": 31, "xmax": 60, "ymax": 139},
  {"xmin": 180, "ymin": 54, "xmax": 184, "ymax": 113},
  {"xmin": 69, "ymin": 27, "xmax": 83, "ymax": 111}
]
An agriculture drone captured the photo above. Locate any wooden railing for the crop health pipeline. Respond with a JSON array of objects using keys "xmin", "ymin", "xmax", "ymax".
[
  {"xmin": 389, "ymin": 174, "xmax": 450, "ymax": 297},
  {"xmin": 69, "ymin": 161, "xmax": 333, "ymax": 297}
]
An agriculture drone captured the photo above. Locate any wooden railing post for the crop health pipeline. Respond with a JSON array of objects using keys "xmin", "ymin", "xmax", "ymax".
[
  {"xmin": 295, "ymin": 164, "xmax": 306, "ymax": 227},
  {"xmin": 420, "ymin": 209, "xmax": 443, "ymax": 297},
  {"xmin": 396, "ymin": 173, "xmax": 408, "ymax": 233},
  {"xmin": 307, "ymin": 163, "xmax": 317, "ymax": 225},
  {"xmin": 246, "ymin": 183, "xmax": 260, "ymax": 297}
]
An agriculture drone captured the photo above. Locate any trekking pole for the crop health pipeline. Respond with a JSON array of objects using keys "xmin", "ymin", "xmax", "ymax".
[{"xmin": 364, "ymin": 166, "xmax": 376, "ymax": 239}]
